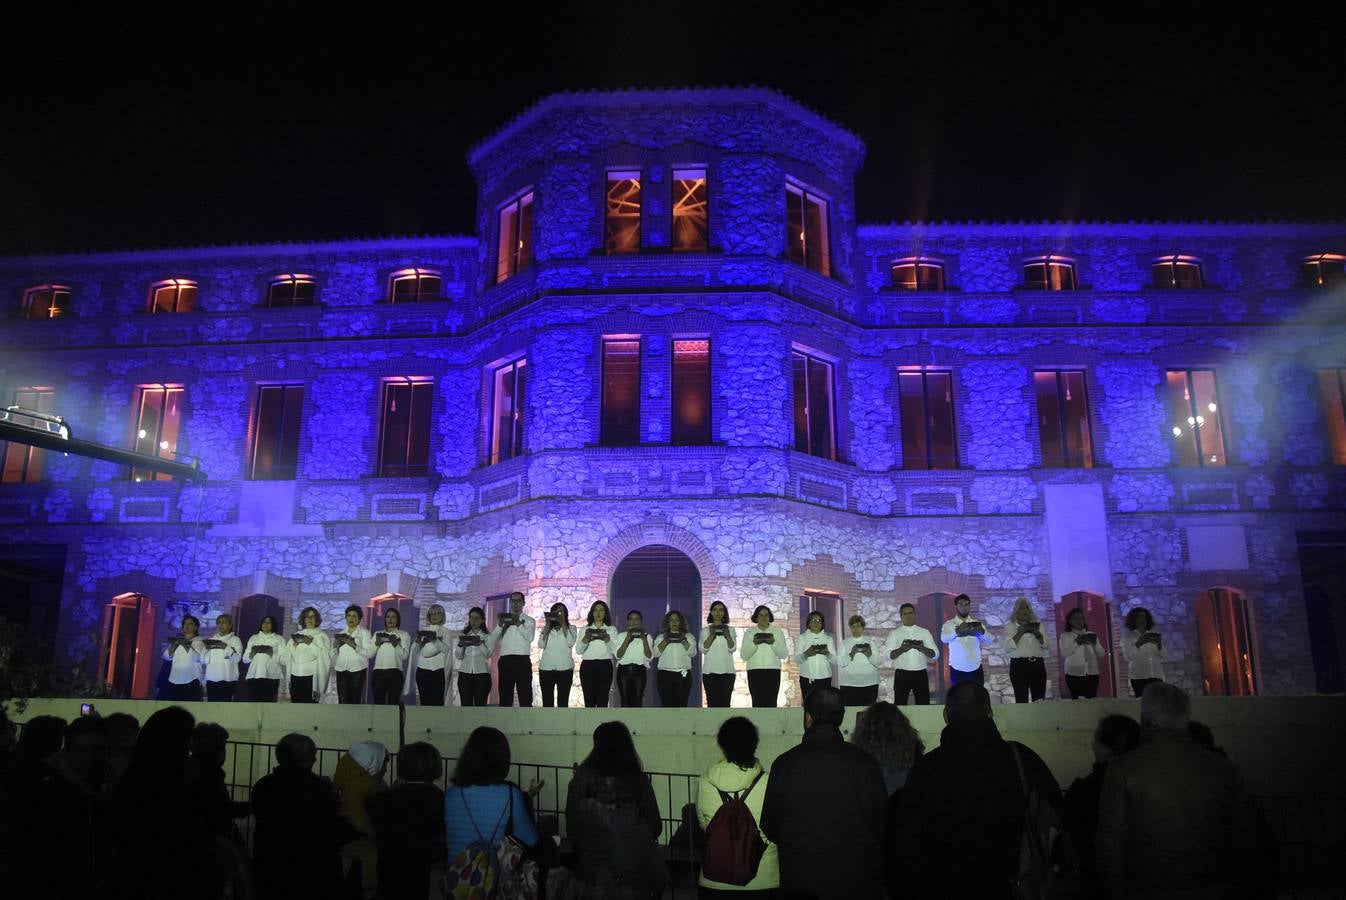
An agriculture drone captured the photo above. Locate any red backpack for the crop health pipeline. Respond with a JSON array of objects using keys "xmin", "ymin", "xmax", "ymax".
[{"xmin": 701, "ymin": 768, "xmax": 767, "ymax": 885}]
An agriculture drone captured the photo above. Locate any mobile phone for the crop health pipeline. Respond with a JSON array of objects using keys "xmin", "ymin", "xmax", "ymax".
[{"xmin": 80, "ymin": 703, "xmax": 96, "ymax": 717}]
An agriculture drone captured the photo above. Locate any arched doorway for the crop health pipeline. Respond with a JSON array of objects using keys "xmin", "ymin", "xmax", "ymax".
[{"xmin": 609, "ymin": 544, "xmax": 702, "ymax": 707}]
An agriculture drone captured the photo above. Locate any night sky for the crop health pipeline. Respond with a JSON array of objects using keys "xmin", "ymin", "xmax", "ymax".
[{"xmin": 3, "ymin": 3, "xmax": 1344, "ymax": 254}]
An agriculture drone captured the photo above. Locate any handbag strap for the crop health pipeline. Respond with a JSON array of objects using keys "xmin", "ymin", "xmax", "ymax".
[{"xmin": 459, "ymin": 787, "xmax": 510, "ymax": 845}]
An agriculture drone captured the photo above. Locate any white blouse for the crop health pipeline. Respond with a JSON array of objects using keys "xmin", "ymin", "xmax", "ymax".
[
  {"xmin": 413, "ymin": 625, "xmax": 453, "ymax": 672},
  {"xmin": 1003, "ymin": 621, "xmax": 1048, "ymax": 659},
  {"xmin": 243, "ymin": 633, "xmax": 286, "ymax": 680},
  {"xmin": 287, "ymin": 628, "xmax": 332, "ymax": 678},
  {"xmin": 162, "ymin": 638, "xmax": 203, "ymax": 685},
  {"xmin": 740, "ymin": 626, "xmax": 788, "ymax": 670},
  {"xmin": 616, "ymin": 629, "xmax": 654, "ymax": 666},
  {"xmin": 452, "ymin": 629, "xmax": 494, "ymax": 675},
  {"xmin": 700, "ymin": 625, "xmax": 738, "ymax": 675},
  {"xmin": 839, "ymin": 635, "xmax": 881, "ymax": 687},
  {"xmin": 1059, "ymin": 630, "xmax": 1106, "ymax": 676},
  {"xmin": 654, "ymin": 631, "xmax": 698, "ymax": 673},
  {"xmin": 538, "ymin": 623, "xmax": 577, "ymax": 671},
  {"xmin": 795, "ymin": 630, "xmax": 837, "ymax": 680},
  {"xmin": 1121, "ymin": 629, "xmax": 1166, "ymax": 681},
  {"xmin": 201, "ymin": 633, "xmax": 243, "ymax": 682},
  {"xmin": 577, "ymin": 624, "xmax": 619, "ymax": 661},
  {"xmin": 332, "ymin": 626, "xmax": 376, "ymax": 672},
  {"xmin": 372, "ymin": 628, "xmax": 411, "ymax": 670}
]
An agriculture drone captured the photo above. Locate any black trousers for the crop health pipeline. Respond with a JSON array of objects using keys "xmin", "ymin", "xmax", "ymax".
[
  {"xmin": 205, "ymin": 680, "xmax": 236, "ymax": 702},
  {"xmin": 289, "ymin": 675, "xmax": 316, "ymax": 703},
  {"xmin": 893, "ymin": 669, "xmax": 931, "ymax": 705},
  {"xmin": 1131, "ymin": 677, "xmax": 1163, "ymax": 698},
  {"xmin": 539, "ymin": 668, "xmax": 574, "ymax": 707},
  {"xmin": 458, "ymin": 672, "xmax": 492, "ymax": 707},
  {"xmin": 840, "ymin": 684, "xmax": 879, "ymax": 707},
  {"xmin": 246, "ymin": 678, "xmax": 280, "ymax": 702},
  {"xmin": 336, "ymin": 670, "xmax": 367, "ymax": 704},
  {"xmin": 799, "ymin": 676, "xmax": 831, "ymax": 700},
  {"xmin": 1010, "ymin": 658, "xmax": 1047, "ymax": 703},
  {"xmin": 416, "ymin": 668, "xmax": 446, "ymax": 705},
  {"xmin": 579, "ymin": 659, "xmax": 614, "ymax": 707},
  {"xmin": 617, "ymin": 664, "xmax": 648, "ymax": 707},
  {"xmin": 747, "ymin": 669, "xmax": 781, "ymax": 708},
  {"xmin": 1065, "ymin": 674, "xmax": 1100, "ymax": 699},
  {"xmin": 950, "ymin": 666, "xmax": 985, "ymax": 688},
  {"xmin": 657, "ymin": 669, "xmax": 692, "ymax": 707},
  {"xmin": 165, "ymin": 681, "xmax": 202, "ymax": 702},
  {"xmin": 703, "ymin": 672, "xmax": 735, "ymax": 708},
  {"xmin": 497, "ymin": 655, "xmax": 532, "ymax": 706},
  {"xmin": 372, "ymin": 669, "xmax": 403, "ymax": 705}
]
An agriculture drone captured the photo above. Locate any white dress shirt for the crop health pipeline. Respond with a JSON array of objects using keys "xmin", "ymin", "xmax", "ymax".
[
  {"xmin": 616, "ymin": 629, "xmax": 654, "ymax": 666},
  {"xmin": 201, "ymin": 633, "xmax": 243, "ymax": 682},
  {"xmin": 413, "ymin": 625, "xmax": 453, "ymax": 672},
  {"xmin": 740, "ymin": 626, "xmax": 788, "ymax": 669},
  {"xmin": 453, "ymin": 628, "xmax": 495, "ymax": 675},
  {"xmin": 654, "ymin": 631, "xmax": 698, "ymax": 673},
  {"xmin": 701, "ymin": 625, "xmax": 738, "ymax": 675},
  {"xmin": 332, "ymin": 626, "xmax": 376, "ymax": 672},
  {"xmin": 243, "ymin": 633, "xmax": 286, "ymax": 680},
  {"xmin": 941, "ymin": 615, "xmax": 995, "ymax": 673},
  {"xmin": 287, "ymin": 628, "xmax": 332, "ymax": 678},
  {"xmin": 883, "ymin": 625, "xmax": 938, "ymax": 672},
  {"xmin": 162, "ymin": 638, "xmax": 203, "ymax": 685},
  {"xmin": 372, "ymin": 628, "xmax": 411, "ymax": 671},
  {"xmin": 839, "ymin": 635, "xmax": 881, "ymax": 687},
  {"xmin": 1120, "ymin": 629, "xmax": 1166, "ymax": 681},
  {"xmin": 1059, "ymin": 630, "xmax": 1106, "ymax": 676},
  {"xmin": 795, "ymin": 630, "xmax": 837, "ymax": 680},
  {"xmin": 1003, "ymin": 621, "xmax": 1048, "ymax": 659},
  {"xmin": 538, "ymin": 624, "xmax": 577, "ymax": 671},
  {"xmin": 496, "ymin": 614, "xmax": 536, "ymax": 657},
  {"xmin": 577, "ymin": 624, "xmax": 619, "ymax": 661}
]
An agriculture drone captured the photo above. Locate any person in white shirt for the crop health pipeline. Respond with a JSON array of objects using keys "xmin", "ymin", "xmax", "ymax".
[
  {"xmin": 615, "ymin": 610, "xmax": 653, "ymax": 707},
  {"xmin": 162, "ymin": 615, "xmax": 204, "ymax": 702},
  {"xmin": 653, "ymin": 610, "xmax": 698, "ymax": 707},
  {"xmin": 884, "ymin": 603, "xmax": 938, "ymax": 705},
  {"xmin": 839, "ymin": 614, "xmax": 882, "ymax": 707},
  {"xmin": 576, "ymin": 600, "xmax": 618, "ymax": 708},
  {"xmin": 243, "ymin": 614, "xmax": 286, "ymax": 702},
  {"xmin": 941, "ymin": 593, "xmax": 995, "ymax": 688},
  {"xmin": 288, "ymin": 606, "xmax": 333, "ymax": 703},
  {"xmin": 408, "ymin": 603, "xmax": 453, "ymax": 706},
  {"xmin": 201, "ymin": 613, "xmax": 243, "ymax": 702},
  {"xmin": 495, "ymin": 591, "xmax": 536, "ymax": 707},
  {"xmin": 454, "ymin": 606, "xmax": 495, "ymax": 706},
  {"xmin": 371, "ymin": 607, "xmax": 411, "ymax": 705},
  {"xmin": 795, "ymin": 610, "xmax": 837, "ymax": 699},
  {"xmin": 332, "ymin": 604, "xmax": 376, "ymax": 704},
  {"xmin": 1004, "ymin": 597, "xmax": 1048, "ymax": 703},
  {"xmin": 1121, "ymin": 606, "xmax": 1166, "ymax": 698},
  {"xmin": 1059, "ymin": 606, "xmax": 1106, "ymax": 699},
  {"xmin": 538, "ymin": 602, "xmax": 577, "ymax": 708},
  {"xmin": 701, "ymin": 600, "xmax": 738, "ymax": 708},
  {"xmin": 741, "ymin": 605, "xmax": 788, "ymax": 708}
]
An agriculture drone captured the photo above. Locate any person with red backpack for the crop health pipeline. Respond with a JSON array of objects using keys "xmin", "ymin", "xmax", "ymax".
[{"xmin": 697, "ymin": 717, "xmax": 779, "ymax": 898}]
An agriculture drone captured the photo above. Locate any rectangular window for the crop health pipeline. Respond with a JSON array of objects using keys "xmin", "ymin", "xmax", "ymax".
[
  {"xmin": 1024, "ymin": 259, "xmax": 1076, "ymax": 291},
  {"xmin": 672, "ymin": 168, "xmax": 708, "ymax": 252},
  {"xmin": 23, "ymin": 286, "xmax": 70, "ymax": 319},
  {"xmin": 495, "ymin": 191, "xmax": 534, "ymax": 284},
  {"xmin": 377, "ymin": 380, "xmax": 432, "ymax": 476},
  {"xmin": 490, "ymin": 359, "xmax": 526, "ymax": 464},
  {"xmin": 671, "ymin": 339, "xmax": 711, "ymax": 445},
  {"xmin": 1166, "ymin": 369, "xmax": 1227, "ymax": 466},
  {"xmin": 791, "ymin": 349, "xmax": 836, "ymax": 460},
  {"xmin": 1035, "ymin": 371, "xmax": 1094, "ymax": 468},
  {"xmin": 601, "ymin": 339, "xmax": 641, "ymax": 446},
  {"xmin": 898, "ymin": 370, "xmax": 957, "ymax": 469},
  {"xmin": 1318, "ymin": 369, "xmax": 1346, "ymax": 465},
  {"xmin": 785, "ymin": 183, "xmax": 830, "ymax": 276},
  {"xmin": 390, "ymin": 270, "xmax": 441, "ymax": 303},
  {"xmin": 892, "ymin": 261, "xmax": 945, "ymax": 291},
  {"xmin": 1152, "ymin": 258, "xmax": 1203, "ymax": 289},
  {"xmin": 1, "ymin": 387, "xmax": 55, "ymax": 482},
  {"xmin": 131, "ymin": 385, "xmax": 184, "ymax": 481},
  {"xmin": 248, "ymin": 385, "xmax": 304, "ymax": 480},
  {"xmin": 605, "ymin": 171, "xmax": 642, "ymax": 254},
  {"xmin": 266, "ymin": 276, "xmax": 316, "ymax": 307},
  {"xmin": 149, "ymin": 280, "xmax": 197, "ymax": 314}
]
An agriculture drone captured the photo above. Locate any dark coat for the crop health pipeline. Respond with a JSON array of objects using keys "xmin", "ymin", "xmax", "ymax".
[
  {"xmin": 759, "ymin": 721, "xmax": 888, "ymax": 900},
  {"xmin": 366, "ymin": 780, "xmax": 445, "ymax": 900},
  {"xmin": 564, "ymin": 767, "xmax": 663, "ymax": 899},
  {"xmin": 251, "ymin": 765, "xmax": 354, "ymax": 900}
]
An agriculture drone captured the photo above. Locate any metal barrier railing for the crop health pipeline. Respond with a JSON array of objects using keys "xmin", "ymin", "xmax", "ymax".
[{"xmin": 1254, "ymin": 794, "xmax": 1346, "ymax": 897}]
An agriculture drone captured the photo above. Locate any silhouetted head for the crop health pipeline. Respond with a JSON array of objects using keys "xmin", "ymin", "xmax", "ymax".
[
  {"xmin": 1140, "ymin": 682, "xmax": 1190, "ymax": 731},
  {"xmin": 803, "ymin": 685, "xmax": 844, "ymax": 730},
  {"xmin": 943, "ymin": 681, "xmax": 993, "ymax": 726},
  {"xmin": 716, "ymin": 717, "xmax": 759, "ymax": 768},
  {"xmin": 452, "ymin": 727, "xmax": 511, "ymax": 786}
]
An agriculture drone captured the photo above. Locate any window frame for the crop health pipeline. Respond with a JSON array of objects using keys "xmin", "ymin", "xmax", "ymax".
[
  {"xmin": 147, "ymin": 278, "xmax": 198, "ymax": 314},
  {"xmin": 1301, "ymin": 253, "xmax": 1346, "ymax": 287},
  {"xmin": 1318, "ymin": 368, "xmax": 1346, "ymax": 465},
  {"xmin": 1, "ymin": 386, "xmax": 56, "ymax": 483},
  {"xmin": 22, "ymin": 284, "xmax": 71, "ymax": 319},
  {"xmin": 604, "ymin": 169, "xmax": 642, "ymax": 255},
  {"xmin": 891, "ymin": 257, "xmax": 946, "ymax": 291},
  {"xmin": 265, "ymin": 274, "xmax": 318, "ymax": 308},
  {"xmin": 131, "ymin": 384, "xmax": 185, "ymax": 482},
  {"xmin": 785, "ymin": 180, "xmax": 831, "ymax": 277},
  {"xmin": 1165, "ymin": 368, "xmax": 1228, "ymax": 467},
  {"xmin": 1034, "ymin": 370, "xmax": 1094, "ymax": 469},
  {"xmin": 1022, "ymin": 256, "xmax": 1077, "ymax": 291},
  {"xmin": 489, "ymin": 357, "xmax": 527, "ymax": 465},
  {"xmin": 671, "ymin": 338, "xmax": 712, "ymax": 445},
  {"xmin": 897, "ymin": 368, "xmax": 959, "ymax": 470},
  {"xmin": 1151, "ymin": 255, "xmax": 1204, "ymax": 289},
  {"xmin": 376, "ymin": 377, "xmax": 434, "ymax": 477},
  {"xmin": 600, "ymin": 337, "xmax": 642, "ymax": 447},
  {"xmin": 247, "ymin": 383, "xmax": 305, "ymax": 481},
  {"xmin": 791, "ymin": 347, "xmax": 838, "ymax": 461},
  {"xmin": 496, "ymin": 189, "xmax": 535, "ymax": 284},
  {"xmin": 671, "ymin": 167, "xmax": 709, "ymax": 253},
  {"xmin": 387, "ymin": 268, "xmax": 443, "ymax": 304}
]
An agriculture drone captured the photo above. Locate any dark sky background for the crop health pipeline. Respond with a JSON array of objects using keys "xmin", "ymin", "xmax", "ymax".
[{"xmin": 3, "ymin": 2, "xmax": 1344, "ymax": 254}]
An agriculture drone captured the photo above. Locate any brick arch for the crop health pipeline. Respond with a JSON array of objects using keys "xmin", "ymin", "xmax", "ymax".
[
  {"xmin": 889, "ymin": 567, "xmax": 988, "ymax": 605},
  {"xmin": 589, "ymin": 520, "xmax": 719, "ymax": 600}
]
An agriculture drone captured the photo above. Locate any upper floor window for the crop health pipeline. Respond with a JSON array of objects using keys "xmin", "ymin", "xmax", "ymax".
[
  {"xmin": 248, "ymin": 384, "xmax": 303, "ymax": 480},
  {"xmin": 496, "ymin": 190, "xmax": 534, "ymax": 284},
  {"xmin": 1301, "ymin": 253, "xmax": 1346, "ymax": 287},
  {"xmin": 1317, "ymin": 368, "xmax": 1346, "ymax": 465},
  {"xmin": 22, "ymin": 285, "xmax": 71, "ymax": 319},
  {"xmin": 377, "ymin": 379, "xmax": 432, "ymax": 477},
  {"xmin": 672, "ymin": 168, "xmax": 708, "ymax": 252},
  {"xmin": 266, "ymin": 274, "xmax": 317, "ymax": 307},
  {"xmin": 1152, "ymin": 255, "xmax": 1204, "ymax": 289},
  {"xmin": 1035, "ymin": 370, "xmax": 1093, "ymax": 468},
  {"xmin": 1, "ymin": 387, "xmax": 55, "ymax": 483},
  {"xmin": 148, "ymin": 279, "xmax": 197, "ymax": 314},
  {"xmin": 791, "ymin": 348, "xmax": 836, "ymax": 461},
  {"xmin": 490, "ymin": 358, "xmax": 526, "ymax": 465},
  {"xmin": 672, "ymin": 339, "xmax": 711, "ymax": 445},
  {"xmin": 605, "ymin": 171, "xmax": 642, "ymax": 255},
  {"xmin": 1023, "ymin": 256, "xmax": 1076, "ymax": 291},
  {"xmin": 1166, "ymin": 369, "xmax": 1227, "ymax": 466},
  {"xmin": 389, "ymin": 268, "xmax": 442, "ymax": 303},
  {"xmin": 132, "ymin": 385, "xmax": 184, "ymax": 481},
  {"xmin": 785, "ymin": 182, "xmax": 830, "ymax": 276},
  {"xmin": 601, "ymin": 338, "xmax": 641, "ymax": 447},
  {"xmin": 892, "ymin": 258, "xmax": 945, "ymax": 291},
  {"xmin": 898, "ymin": 369, "xmax": 957, "ymax": 469}
]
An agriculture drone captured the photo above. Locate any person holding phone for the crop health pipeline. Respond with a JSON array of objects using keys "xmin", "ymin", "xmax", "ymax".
[
  {"xmin": 162, "ymin": 615, "xmax": 205, "ymax": 702},
  {"xmin": 1121, "ymin": 606, "xmax": 1166, "ymax": 697},
  {"xmin": 795, "ymin": 609, "xmax": 837, "ymax": 699},
  {"xmin": 1060, "ymin": 606, "xmax": 1106, "ymax": 699},
  {"xmin": 1004, "ymin": 597, "xmax": 1048, "ymax": 703},
  {"xmin": 332, "ymin": 605, "xmax": 376, "ymax": 704},
  {"xmin": 940, "ymin": 593, "xmax": 994, "ymax": 688},
  {"xmin": 243, "ymin": 615, "xmax": 285, "ymax": 702},
  {"xmin": 838, "ymin": 614, "xmax": 882, "ymax": 707},
  {"xmin": 288, "ymin": 607, "xmax": 332, "ymax": 703},
  {"xmin": 371, "ymin": 607, "xmax": 411, "ymax": 705},
  {"xmin": 883, "ymin": 603, "xmax": 938, "ymax": 706},
  {"xmin": 408, "ymin": 604, "xmax": 453, "ymax": 706},
  {"xmin": 701, "ymin": 600, "xmax": 738, "ymax": 708},
  {"xmin": 201, "ymin": 613, "xmax": 243, "ymax": 702},
  {"xmin": 653, "ymin": 610, "xmax": 698, "ymax": 708},
  {"xmin": 740, "ymin": 605, "xmax": 788, "ymax": 708},
  {"xmin": 538, "ymin": 602, "xmax": 577, "ymax": 708},
  {"xmin": 577, "ymin": 601, "xmax": 618, "ymax": 708},
  {"xmin": 615, "ymin": 610, "xmax": 653, "ymax": 707},
  {"xmin": 495, "ymin": 591, "xmax": 536, "ymax": 707},
  {"xmin": 453, "ymin": 606, "xmax": 495, "ymax": 707}
]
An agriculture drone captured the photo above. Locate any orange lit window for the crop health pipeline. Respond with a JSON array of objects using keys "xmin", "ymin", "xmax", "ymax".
[
  {"xmin": 131, "ymin": 385, "xmax": 184, "ymax": 481},
  {"xmin": 605, "ymin": 171, "xmax": 642, "ymax": 255},
  {"xmin": 1, "ymin": 387, "xmax": 55, "ymax": 483},
  {"xmin": 672, "ymin": 169, "xmax": 708, "ymax": 252},
  {"xmin": 389, "ymin": 268, "xmax": 442, "ymax": 303},
  {"xmin": 148, "ymin": 279, "xmax": 197, "ymax": 314},
  {"xmin": 1152, "ymin": 255, "xmax": 1204, "ymax": 289},
  {"xmin": 1166, "ymin": 369, "xmax": 1227, "ymax": 467},
  {"xmin": 377, "ymin": 378, "xmax": 433, "ymax": 477},
  {"xmin": 1302, "ymin": 253, "xmax": 1346, "ymax": 287},
  {"xmin": 22, "ymin": 284, "xmax": 71, "ymax": 319},
  {"xmin": 601, "ymin": 338, "xmax": 641, "ymax": 447},
  {"xmin": 490, "ymin": 358, "xmax": 526, "ymax": 465},
  {"xmin": 892, "ymin": 258, "xmax": 945, "ymax": 291},
  {"xmin": 249, "ymin": 384, "xmax": 303, "ymax": 480},
  {"xmin": 672, "ymin": 339, "xmax": 711, "ymax": 445},
  {"xmin": 899, "ymin": 369, "xmax": 957, "ymax": 469},
  {"xmin": 1035, "ymin": 371, "xmax": 1093, "ymax": 468},
  {"xmin": 496, "ymin": 191, "xmax": 534, "ymax": 283},
  {"xmin": 266, "ymin": 275, "xmax": 317, "ymax": 307},
  {"xmin": 1318, "ymin": 369, "xmax": 1346, "ymax": 465},
  {"xmin": 1024, "ymin": 256, "xmax": 1076, "ymax": 291},
  {"xmin": 785, "ymin": 182, "xmax": 830, "ymax": 276},
  {"xmin": 1196, "ymin": 588, "xmax": 1257, "ymax": 696}
]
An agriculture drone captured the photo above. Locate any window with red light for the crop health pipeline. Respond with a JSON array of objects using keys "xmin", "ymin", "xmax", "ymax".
[
  {"xmin": 791, "ymin": 348, "xmax": 836, "ymax": 460},
  {"xmin": 490, "ymin": 358, "xmax": 526, "ymax": 465},
  {"xmin": 266, "ymin": 275, "xmax": 317, "ymax": 307},
  {"xmin": 1318, "ymin": 369, "xmax": 1346, "ymax": 465},
  {"xmin": 892, "ymin": 258, "xmax": 945, "ymax": 291},
  {"xmin": 248, "ymin": 384, "xmax": 303, "ymax": 480},
  {"xmin": 1152, "ymin": 255, "xmax": 1204, "ymax": 289},
  {"xmin": 148, "ymin": 279, "xmax": 197, "ymax": 314},
  {"xmin": 389, "ymin": 269, "xmax": 442, "ymax": 303},
  {"xmin": 601, "ymin": 338, "xmax": 641, "ymax": 446},
  {"xmin": 672, "ymin": 339, "xmax": 711, "ymax": 445},
  {"xmin": 1301, "ymin": 253, "xmax": 1346, "ymax": 287},
  {"xmin": 785, "ymin": 182, "xmax": 830, "ymax": 276},
  {"xmin": 22, "ymin": 285, "xmax": 71, "ymax": 319},
  {"xmin": 898, "ymin": 370, "xmax": 957, "ymax": 469},
  {"xmin": 605, "ymin": 171, "xmax": 641, "ymax": 255},
  {"xmin": 1166, "ymin": 369, "xmax": 1227, "ymax": 466},
  {"xmin": 1035, "ymin": 371, "xmax": 1093, "ymax": 468},
  {"xmin": 377, "ymin": 379, "xmax": 433, "ymax": 477},
  {"xmin": 672, "ymin": 169, "xmax": 708, "ymax": 252},
  {"xmin": 1196, "ymin": 588, "xmax": 1257, "ymax": 696},
  {"xmin": 1, "ymin": 387, "xmax": 55, "ymax": 483},
  {"xmin": 496, "ymin": 191, "xmax": 534, "ymax": 284},
  {"xmin": 131, "ymin": 385, "xmax": 184, "ymax": 481},
  {"xmin": 1023, "ymin": 257, "xmax": 1077, "ymax": 291}
]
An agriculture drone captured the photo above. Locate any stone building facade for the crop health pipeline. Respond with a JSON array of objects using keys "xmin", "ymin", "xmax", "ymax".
[{"xmin": 1, "ymin": 87, "xmax": 1344, "ymax": 705}]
